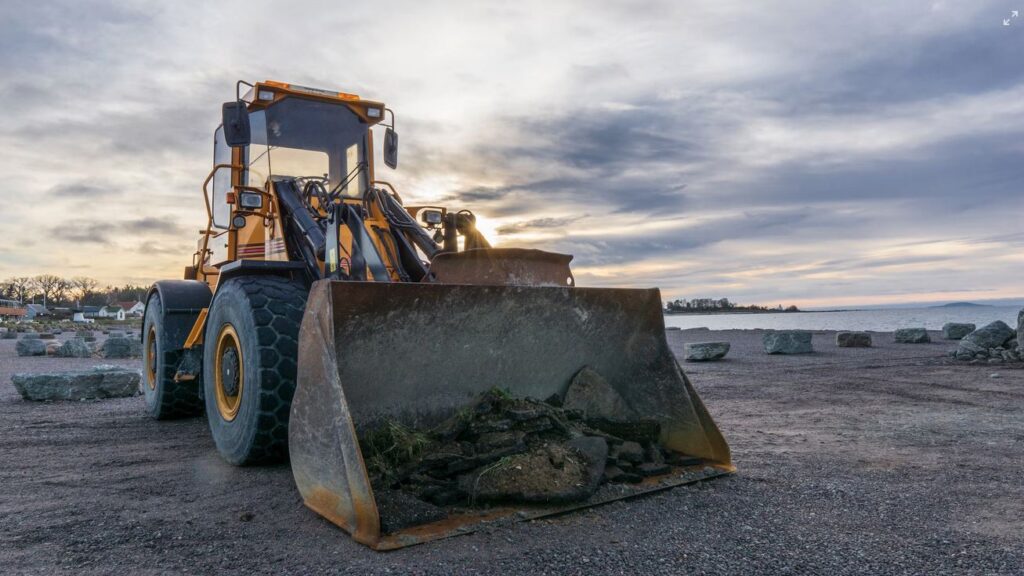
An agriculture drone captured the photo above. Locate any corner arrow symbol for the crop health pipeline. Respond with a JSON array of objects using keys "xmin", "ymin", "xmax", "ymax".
[
  {"xmin": 1013, "ymin": 10, "xmax": 1019, "ymax": 17},
  {"xmin": 1005, "ymin": 18, "xmax": 1012, "ymax": 25}
]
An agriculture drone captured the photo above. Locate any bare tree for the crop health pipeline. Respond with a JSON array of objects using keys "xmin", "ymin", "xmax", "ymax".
[
  {"xmin": 32, "ymin": 274, "xmax": 66, "ymax": 307},
  {"xmin": 6, "ymin": 277, "xmax": 33, "ymax": 304},
  {"xmin": 70, "ymin": 277, "xmax": 99, "ymax": 306}
]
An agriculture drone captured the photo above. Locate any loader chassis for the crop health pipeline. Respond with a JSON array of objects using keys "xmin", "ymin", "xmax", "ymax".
[{"xmin": 144, "ymin": 79, "xmax": 732, "ymax": 549}]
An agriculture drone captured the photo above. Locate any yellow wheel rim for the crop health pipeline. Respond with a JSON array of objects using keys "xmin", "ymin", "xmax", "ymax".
[
  {"xmin": 145, "ymin": 325, "xmax": 157, "ymax": 391},
  {"xmin": 214, "ymin": 324, "xmax": 244, "ymax": 421}
]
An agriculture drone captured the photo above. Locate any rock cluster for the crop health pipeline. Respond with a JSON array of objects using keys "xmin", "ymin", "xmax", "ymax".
[
  {"xmin": 684, "ymin": 342, "xmax": 730, "ymax": 361},
  {"xmin": 362, "ymin": 370, "xmax": 695, "ymax": 533},
  {"xmin": 763, "ymin": 331, "xmax": 813, "ymax": 354},
  {"xmin": 836, "ymin": 332, "xmax": 872, "ymax": 348},
  {"xmin": 953, "ymin": 320, "xmax": 1020, "ymax": 363},
  {"xmin": 894, "ymin": 328, "xmax": 930, "ymax": 343},
  {"xmin": 1, "ymin": 330, "xmax": 16, "ymax": 340},
  {"xmin": 11, "ymin": 366, "xmax": 141, "ymax": 401},
  {"xmin": 942, "ymin": 323, "xmax": 975, "ymax": 340}
]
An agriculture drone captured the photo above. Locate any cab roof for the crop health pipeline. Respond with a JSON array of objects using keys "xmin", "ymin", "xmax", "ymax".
[{"xmin": 244, "ymin": 80, "xmax": 386, "ymax": 126}]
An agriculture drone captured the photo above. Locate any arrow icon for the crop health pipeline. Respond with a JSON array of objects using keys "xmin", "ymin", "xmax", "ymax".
[
  {"xmin": 1005, "ymin": 18, "xmax": 1012, "ymax": 25},
  {"xmin": 1013, "ymin": 10, "xmax": 1019, "ymax": 17}
]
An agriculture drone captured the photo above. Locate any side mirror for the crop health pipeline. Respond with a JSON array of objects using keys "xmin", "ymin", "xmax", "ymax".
[
  {"xmin": 222, "ymin": 101, "xmax": 251, "ymax": 147},
  {"xmin": 383, "ymin": 127, "xmax": 398, "ymax": 169}
]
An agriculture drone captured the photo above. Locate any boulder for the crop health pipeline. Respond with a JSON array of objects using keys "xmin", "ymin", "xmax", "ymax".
[
  {"xmin": 15, "ymin": 338, "xmax": 47, "ymax": 357},
  {"xmin": 684, "ymin": 342, "xmax": 730, "ymax": 361},
  {"xmin": 45, "ymin": 341, "xmax": 61, "ymax": 356},
  {"xmin": 101, "ymin": 336, "xmax": 142, "ymax": 359},
  {"xmin": 11, "ymin": 367, "xmax": 141, "ymax": 401},
  {"xmin": 958, "ymin": 321, "xmax": 1015, "ymax": 354},
  {"xmin": 1018, "ymin": 309, "xmax": 1024, "ymax": 353},
  {"xmin": 894, "ymin": 328, "xmax": 930, "ymax": 344},
  {"xmin": 566, "ymin": 436, "xmax": 609, "ymax": 493},
  {"xmin": 37, "ymin": 332, "xmax": 56, "ymax": 340},
  {"xmin": 836, "ymin": 332, "xmax": 872, "ymax": 348},
  {"xmin": 763, "ymin": 330, "xmax": 813, "ymax": 354},
  {"xmin": 562, "ymin": 366, "xmax": 637, "ymax": 421},
  {"xmin": 1, "ymin": 331, "xmax": 16, "ymax": 340},
  {"xmin": 56, "ymin": 338, "xmax": 93, "ymax": 358},
  {"xmin": 942, "ymin": 323, "xmax": 975, "ymax": 340},
  {"xmin": 107, "ymin": 330, "xmax": 127, "ymax": 338},
  {"xmin": 21, "ymin": 332, "xmax": 40, "ymax": 340}
]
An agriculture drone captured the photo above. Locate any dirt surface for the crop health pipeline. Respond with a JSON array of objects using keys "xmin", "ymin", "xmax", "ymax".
[{"xmin": 1, "ymin": 329, "xmax": 1022, "ymax": 575}]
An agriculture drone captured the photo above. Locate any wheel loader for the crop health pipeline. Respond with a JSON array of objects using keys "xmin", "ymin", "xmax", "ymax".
[{"xmin": 143, "ymin": 79, "xmax": 732, "ymax": 549}]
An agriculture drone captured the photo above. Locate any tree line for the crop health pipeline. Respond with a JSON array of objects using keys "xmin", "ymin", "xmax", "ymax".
[
  {"xmin": 665, "ymin": 297, "xmax": 800, "ymax": 313},
  {"xmin": 1, "ymin": 276, "xmax": 148, "ymax": 308}
]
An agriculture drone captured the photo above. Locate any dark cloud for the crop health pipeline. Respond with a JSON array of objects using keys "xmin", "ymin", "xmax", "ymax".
[
  {"xmin": 49, "ymin": 183, "xmax": 117, "ymax": 199},
  {"xmin": 52, "ymin": 222, "xmax": 110, "ymax": 244},
  {"xmin": 120, "ymin": 217, "xmax": 184, "ymax": 235},
  {"xmin": 496, "ymin": 216, "xmax": 583, "ymax": 235},
  {"xmin": 782, "ymin": 24, "xmax": 1024, "ymax": 113},
  {"xmin": 51, "ymin": 217, "xmax": 184, "ymax": 245}
]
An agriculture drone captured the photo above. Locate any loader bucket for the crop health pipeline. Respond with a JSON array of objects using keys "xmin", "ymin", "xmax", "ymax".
[{"xmin": 289, "ymin": 280, "xmax": 732, "ymax": 549}]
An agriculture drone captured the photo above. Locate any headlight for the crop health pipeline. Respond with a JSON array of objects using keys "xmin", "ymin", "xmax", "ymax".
[
  {"xmin": 239, "ymin": 192, "xmax": 263, "ymax": 209},
  {"xmin": 232, "ymin": 215, "xmax": 247, "ymax": 229}
]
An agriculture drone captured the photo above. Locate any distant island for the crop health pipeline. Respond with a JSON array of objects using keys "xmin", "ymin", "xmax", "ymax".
[
  {"xmin": 664, "ymin": 298, "xmax": 800, "ymax": 315},
  {"xmin": 931, "ymin": 301, "xmax": 992, "ymax": 308}
]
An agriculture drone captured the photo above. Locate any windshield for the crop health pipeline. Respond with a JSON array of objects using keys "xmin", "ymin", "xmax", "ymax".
[{"xmin": 245, "ymin": 97, "xmax": 369, "ymax": 197}]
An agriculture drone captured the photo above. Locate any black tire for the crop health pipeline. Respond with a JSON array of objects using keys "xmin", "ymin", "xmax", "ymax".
[
  {"xmin": 142, "ymin": 293, "xmax": 204, "ymax": 419},
  {"xmin": 203, "ymin": 276, "xmax": 307, "ymax": 465}
]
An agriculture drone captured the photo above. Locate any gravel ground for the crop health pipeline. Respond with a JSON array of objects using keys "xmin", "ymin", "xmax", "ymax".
[{"xmin": 1, "ymin": 328, "xmax": 1022, "ymax": 575}]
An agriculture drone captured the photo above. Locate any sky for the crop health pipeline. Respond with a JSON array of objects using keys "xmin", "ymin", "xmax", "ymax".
[{"xmin": 0, "ymin": 0, "xmax": 1022, "ymax": 308}]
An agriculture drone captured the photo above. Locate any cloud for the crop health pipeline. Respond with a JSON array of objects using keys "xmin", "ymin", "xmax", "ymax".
[
  {"xmin": 496, "ymin": 216, "xmax": 584, "ymax": 235},
  {"xmin": 0, "ymin": 0, "xmax": 1021, "ymax": 305},
  {"xmin": 49, "ymin": 182, "xmax": 117, "ymax": 199}
]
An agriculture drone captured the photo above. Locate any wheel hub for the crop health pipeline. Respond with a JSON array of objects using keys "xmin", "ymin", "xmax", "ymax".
[
  {"xmin": 145, "ymin": 325, "xmax": 157, "ymax": 391},
  {"xmin": 220, "ymin": 347, "xmax": 240, "ymax": 397},
  {"xmin": 213, "ymin": 324, "xmax": 244, "ymax": 421}
]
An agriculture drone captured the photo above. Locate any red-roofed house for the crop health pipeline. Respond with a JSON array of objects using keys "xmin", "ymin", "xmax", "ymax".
[{"xmin": 117, "ymin": 301, "xmax": 145, "ymax": 317}]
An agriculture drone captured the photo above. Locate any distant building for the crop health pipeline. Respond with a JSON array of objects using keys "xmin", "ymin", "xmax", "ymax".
[
  {"xmin": 98, "ymin": 306, "xmax": 126, "ymax": 321},
  {"xmin": 116, "ymin": 301, "xmax": 145, "ymax": 317},
  {"xmin": 24, "ymin": 304, "xmax": 50, "ymax": 320},
  {"xmin": 0, "ymin": 298, "xmax": 26, "ymax": 320},
  {"xmin": 81, "ymin": 305, "xmax": 102, "ymax": 318}
]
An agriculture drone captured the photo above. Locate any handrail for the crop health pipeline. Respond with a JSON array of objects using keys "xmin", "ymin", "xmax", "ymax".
[{"xmin": 371, "ymin": 180, "xmax": 402, "ymax": 204}]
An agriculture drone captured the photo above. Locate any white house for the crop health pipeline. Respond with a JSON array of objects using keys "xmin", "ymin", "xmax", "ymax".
[
  {"xmin": 98, "ymin": 306, "xmax": 126, "ymax": 321},
  {"xmin": 116, "ymin": 301, "xmax": 146, "ymax": 317}
]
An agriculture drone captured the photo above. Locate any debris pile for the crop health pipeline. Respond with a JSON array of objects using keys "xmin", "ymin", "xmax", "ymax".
[{"xmin": 361, "ymin": 369, "xmax": 700, "ymax": 532}]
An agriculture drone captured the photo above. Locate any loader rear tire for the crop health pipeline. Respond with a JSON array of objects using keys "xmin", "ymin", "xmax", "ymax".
[
  {"xmin": 142, "ymin": 293, "xmax": 204, "ymax": 419},
  {"xmin": 203, "ymin": 276, "xmax": 307, "ymax": 465}
]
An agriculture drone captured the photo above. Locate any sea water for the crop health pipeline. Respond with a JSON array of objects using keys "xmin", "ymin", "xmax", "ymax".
[{"xmin": 663, "ymin": 306, "xmax": 1022, "ymax": 332}]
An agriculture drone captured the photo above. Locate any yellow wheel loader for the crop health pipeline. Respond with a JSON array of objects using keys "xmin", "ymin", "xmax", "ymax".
[{"xmin": 143, "ymin": 80, "xmax": 732, "ymax": 549}]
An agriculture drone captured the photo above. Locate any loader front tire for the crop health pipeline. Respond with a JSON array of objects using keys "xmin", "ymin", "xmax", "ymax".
[
  {"xmin": 142, "ymin": 293, "xmax": 204, "ymax": 419},
  {"xmin": 203, "ymin": 276, "xmax": 307, "ymax": 465}
]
